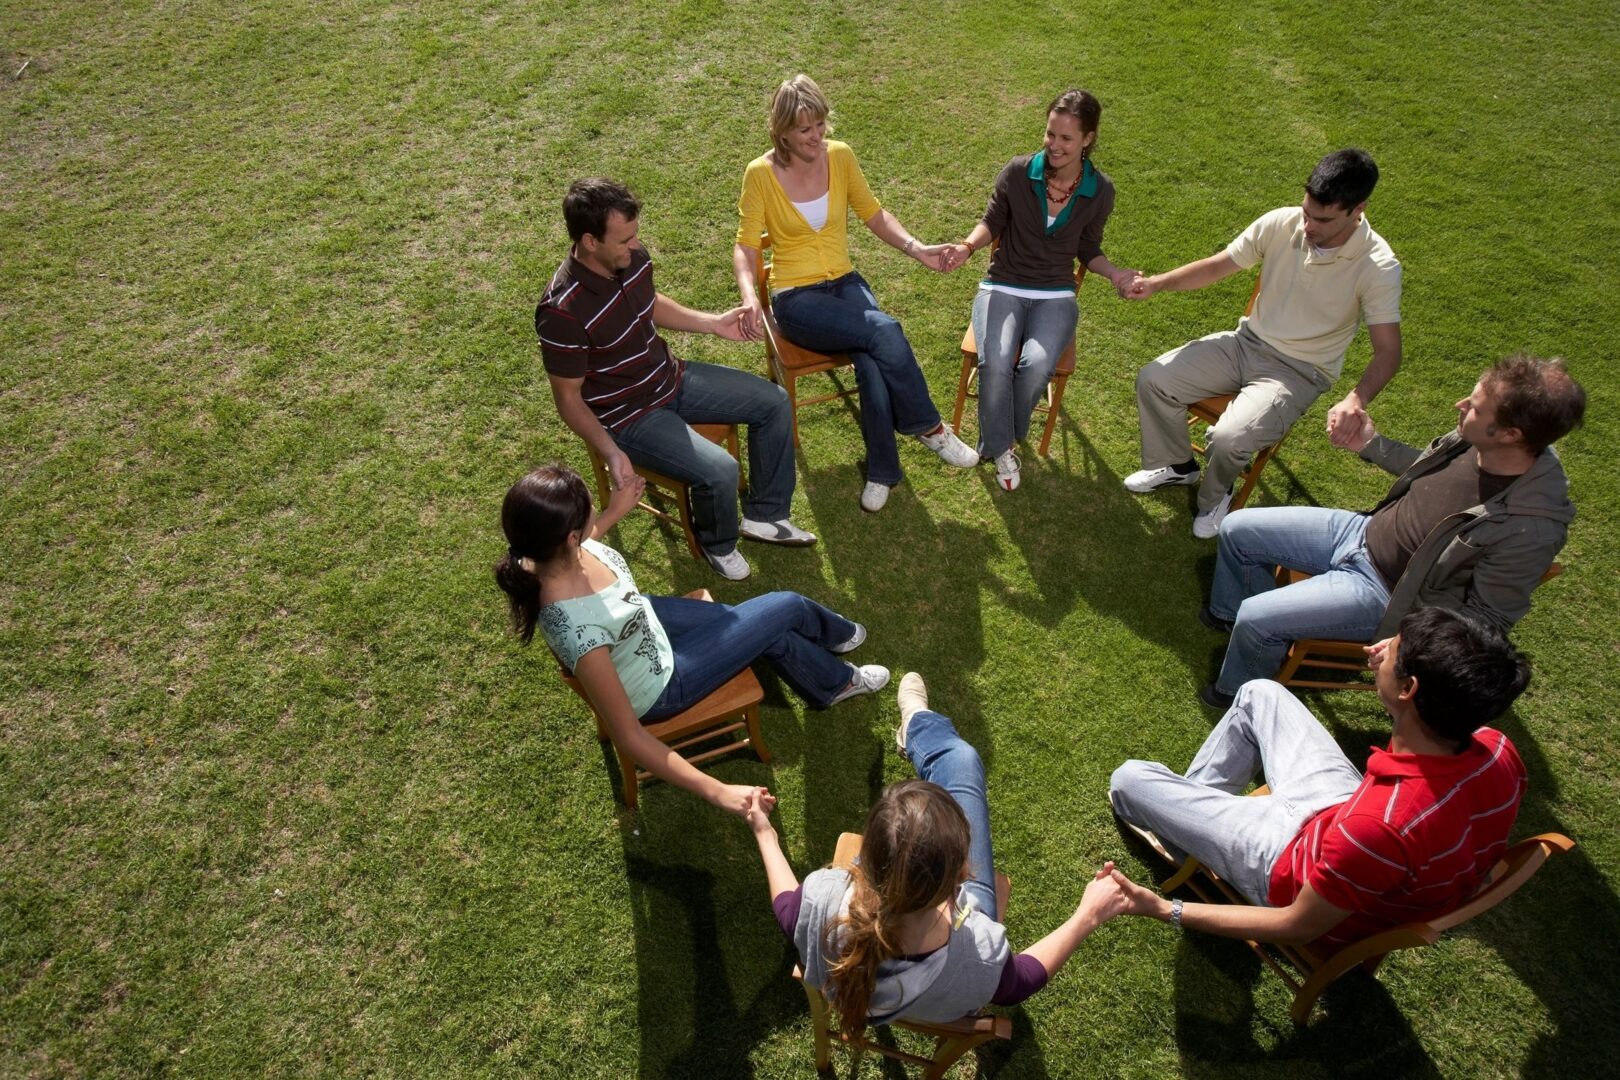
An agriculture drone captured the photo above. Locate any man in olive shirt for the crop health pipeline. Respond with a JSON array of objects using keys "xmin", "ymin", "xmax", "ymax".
[{"xmin": 1197, "ymin": 355, "xmax": 1584, "ymax": 709}]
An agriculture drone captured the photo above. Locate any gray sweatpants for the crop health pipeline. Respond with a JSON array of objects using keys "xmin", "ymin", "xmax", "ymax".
[{"xmin": 1135, "ymin": 325, "xmax": 1332, "ymax": 510}]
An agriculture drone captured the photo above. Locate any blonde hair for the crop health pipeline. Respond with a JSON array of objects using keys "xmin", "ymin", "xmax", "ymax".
[
  {"xmin": 770, "ymin": 74, "xmax": 833, "ymax": 156},
  {"xmin": 824, "ymin": 780, "xmax": 970, "ymax": 1034}
]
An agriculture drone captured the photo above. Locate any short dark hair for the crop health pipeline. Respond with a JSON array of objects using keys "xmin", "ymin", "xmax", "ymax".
[
  {"xmin": 1483, "ymin": 354, "xmax": 1587, "ymax": 454},
  {"xmin": 494, "ymin": 463, "xmax": 593, "ymax": 643},
  {"xmin": 562, "ymin": 178, "xmax": 641, "ymax": 243},
  {"xmin": 1305, "ymin": 149, "xmax": 1379, "ymax": 211},
  {"xmin": 1395, "ymin": 608, "xmax": 1530, "ymax": 749}
]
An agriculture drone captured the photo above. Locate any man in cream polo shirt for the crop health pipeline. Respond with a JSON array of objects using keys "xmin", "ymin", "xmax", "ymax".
[{"xmin": 1122, "ymin": 149, "xmax": 1402, "ymax": 538}]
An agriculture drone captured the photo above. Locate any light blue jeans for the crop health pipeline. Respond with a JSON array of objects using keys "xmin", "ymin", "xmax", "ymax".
[
  {"xmin": 903, "ymin": 710, "xmax": 998, "ymax": 920},
  {"xmin": 1109, "ymin": 680, "xmax": 1365, "ymax": 904},
  {"xmin": 970, "ymin": 288, "xmax": 1078, "ymax": 458},
  {"xmin": 772, "ymin": 272, "xmax": 943, "ymax": 487},
  {"xmin": 1210, "ymin": 507, "xmax": 1392, "ymax": 694}
]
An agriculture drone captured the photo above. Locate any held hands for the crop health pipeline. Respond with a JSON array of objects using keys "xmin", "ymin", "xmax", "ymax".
[
  {"xmin": 604, "ymin": 451, "xmax": 637, "ymax": 493},
  {"xmin": 729, "ymin": 784, "xmax": 778, "ymax": 829},
  {"xmin": 1108, "ymin": 268, "xmax": 1144, "ymax": 299},
  {"xmin": 1123, "ymin": 274, "xmax": 1157, "ymax": 301},
  {"xmin": 1326, "ymin": 393, "xmax": 1376, "ymax": 451},
  {"xmin": 938, "ymin": 243, "xmax": 974, "ymax": 273},
  {"xmin": 716, "ymin": 304, "xmax": 763, "ymax": 342},
  {"xmin": 1077, "ymin": 860, "xmax": 1131, "ymax": 925},
  {"xmin": 1107, "ymin": 866, "xmax": 1171, "ymax": 918},
  {"xmin": 605, "ymin": 472, "xmax": 645, "ymax": 516},
  {"xmin": 912, "ymin": 242, "xmax": 957, "ymax": 273}
]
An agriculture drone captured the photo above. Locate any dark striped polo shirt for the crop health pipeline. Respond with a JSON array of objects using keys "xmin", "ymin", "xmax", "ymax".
[{"xmin": 535, "ymin": 247, "xmax": 683, "ymax": 432}]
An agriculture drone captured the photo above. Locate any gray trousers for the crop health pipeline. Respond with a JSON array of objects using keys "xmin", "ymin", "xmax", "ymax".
[
  {"xmin": 1135, "ymin": 325, "xmax": 1332, "ymax": 510},
  {"xmin": 1109, "ymin": 680, "xmax": 1364, "ymax": 905}
]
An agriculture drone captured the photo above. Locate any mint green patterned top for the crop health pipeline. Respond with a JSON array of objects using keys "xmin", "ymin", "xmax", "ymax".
[{"xmin": 538, "ymin": 540, "xmax": 674, "ymax": 718}]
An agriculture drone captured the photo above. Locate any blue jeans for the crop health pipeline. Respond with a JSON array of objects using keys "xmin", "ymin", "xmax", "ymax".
[
  {"xmin": 1110, "ymin": 680, "xmax": 1364, "ymax": 905},
  {"xmin": 903, "ymin": 710, "xmax": 998, "ymax": 920},
  {"xmin": 614, "ymin": 360, "xmax": 795, "ymax": 555},
  {"xmin": 1210, "ymin": 507, "xmax": 1392, "ymax": 694},
  {"xmin": 642, "ymin": 592, "xmax": 856, "ymax": 719},
  {"xmin": 970, "ymin": 289, "xmax": 1078, "ymax": 458},
  {"xmin": 772, "ymin": 272, "xmax": 943, "ymax": 487}
]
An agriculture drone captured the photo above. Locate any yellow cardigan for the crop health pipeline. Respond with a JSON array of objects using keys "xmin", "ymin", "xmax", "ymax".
[{"xmin": 735, "ymin": 141, "xmax": 882, "ymax": 290}]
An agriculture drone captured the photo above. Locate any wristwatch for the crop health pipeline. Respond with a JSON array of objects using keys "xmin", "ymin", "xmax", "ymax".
[{"xmin": 1170, "ymin": 898, "xmax": 1184, "ymax": 930}]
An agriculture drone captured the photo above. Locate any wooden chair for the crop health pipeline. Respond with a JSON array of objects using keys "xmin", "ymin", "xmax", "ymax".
[
  {"xmin": 950, "ymin": 254, "xmax": 1085, "ymax": 459},
  {"xmin": 1272, "ymin": 563, "xmax": 1565, "ymax": 691},
  {"xmin": 796, "ymin": 832, "xmax": 1012, "ymax": 1079},
  {"xmin": 753, "ymin": 234, "xmax": 858, "ymax": 446},
  {"xmin": 1184, "ymin": 276, "xmax": 1284, "ymax": 511},
  {"xmin": 1126, "ymin": 791, "xmax": 1576, "ymax": 1025},
  {"xmin": 582, "ymin": 426, "xmax": 743, "ymax": 563},
  {"xmin": 553, "ymin": 590, "xmax": 768, "ymax": 811}
]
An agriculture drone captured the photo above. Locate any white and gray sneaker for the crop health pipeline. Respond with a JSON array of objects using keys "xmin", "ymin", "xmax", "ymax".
[
  {"xmin": 830, "ymin": 622, "xmax": 867, "ymax": 654},
  {"xmin": 994, "ymin": 449, "xmax": 1021, "ymax": 491},
  {"xmin": 895, "ymin": 671, "xmax": 928, "ymax": 754},
  {"xmin": 860, "ymin": 481, "xmax": 891, "ymax": 513},
  {"xmin": 1192, "ymin": 490, "xmax": 1235, "ymax": 539},
  {"xmin": 1123, "ymin": 463, "xmax": 1201, "ymax": 493},
  {"xmin": 740, "ymin": 517, "xmax": 817, "ymax": 546},
  {"xmin": 703, "ymin": 546, "xmax": 751, "ymax": 581},
  {"xmin": 829, "ymin": 663, "xmax": 890, "ymax": 705},
  {"xmin": 917, "ymin": 425, "xmax": 979, "ymax": 468}
]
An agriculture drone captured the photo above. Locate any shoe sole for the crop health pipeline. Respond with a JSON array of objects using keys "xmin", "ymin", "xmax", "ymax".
[
  {"xmin": 740, "ymin": 530, "xmax": 817, "ymax": 547},
  {"xmin": 1124, "ymin": 474, "xmax": 1201, "ymax": 494}
]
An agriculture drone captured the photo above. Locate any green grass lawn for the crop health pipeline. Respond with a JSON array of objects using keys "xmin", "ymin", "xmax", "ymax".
[{"xmin": 3, "ymin": 1, "xmax": 1617, "ymax": 1076}]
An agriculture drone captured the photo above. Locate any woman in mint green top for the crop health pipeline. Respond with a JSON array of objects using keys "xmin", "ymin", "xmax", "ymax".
[{"xmin": 495, "ymin": 464, "xmax": 889, "ymax": 817}]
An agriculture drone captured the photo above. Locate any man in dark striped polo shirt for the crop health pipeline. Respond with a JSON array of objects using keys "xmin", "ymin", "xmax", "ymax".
[
  {"xmin": 537, "ymin": 178, "xmax": 812, "ymax": 581},
  {"xmin": 1108, "ymin": 607, "xmax": 1530, "ymax": 953}
]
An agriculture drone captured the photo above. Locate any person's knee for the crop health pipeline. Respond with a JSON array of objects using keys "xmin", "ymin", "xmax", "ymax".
[
  {"xmin": 690, "ymin": 447, "xmax": 739, "ymax": 491},
  {"xmin": 867, "ymin": 317, "xmax": 912, "ymax": 365},
  {"xmin": 1109, "ymin": 760, "xmax": 1157, "ymax": 815}
]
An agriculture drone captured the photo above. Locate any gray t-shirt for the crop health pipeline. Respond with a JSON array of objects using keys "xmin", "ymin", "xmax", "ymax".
[{"xmin": 538, "ymin": 540, "xmax": 674, "ymax": 717}]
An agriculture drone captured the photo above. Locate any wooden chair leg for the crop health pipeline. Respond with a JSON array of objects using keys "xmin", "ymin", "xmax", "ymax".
[
  {"xmin": 952, "ymin": 351, "xmax": 975, "ymax": 433},
  {"xmin": 1274, "ymin": 641, "xmax": 1307, "ymax": 685},
  {"xmin": 744, "ymin": 703, "xmax": 771, "ymax": 764},
  {"xmin": 675, "ymin": 482, "xmax": 704, "ymax": 561},
  {"xmin": 800, "ymin": 982, "xmax": 833, "ymax": 1071},
  {"xmin": 614, "ymin": 744, "xmax": 639, "ymax": 811},
  {"xmin": 924, "ymin": 1033, "xmax": 990, "ymax": 1080},
  {"xmin": 1038, "ymin": 372, "xmax": 1069, "ymax": 457}
]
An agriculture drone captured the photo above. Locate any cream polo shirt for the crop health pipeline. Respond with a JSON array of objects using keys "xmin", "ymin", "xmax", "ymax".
[
  {"xmin": 1226, "ymin": 206, "xmax": 1401, "ymax": 378},
  {"xmin": 736, "ymin": 141, "xmax": 882, "ymax": 291}
]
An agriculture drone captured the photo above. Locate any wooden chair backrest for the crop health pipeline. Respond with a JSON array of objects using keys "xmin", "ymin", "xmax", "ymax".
[{"xmin": 1429, "ymin": 833, "xmax": 1574, "ymax": 933}]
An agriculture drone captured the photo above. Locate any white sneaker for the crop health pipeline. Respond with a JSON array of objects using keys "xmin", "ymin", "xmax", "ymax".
[
  {"xmin": 1123, "ymin": 463, "xmax": 1201, "ymax": 493},
  {"xmin": 1192, "ymin": 490, "xmax": 1235, "ymax": 539},
  {"xmin": 860, "ymin": 482, "xmax": 891, "ymax": 512},
  {"xmin": 917, "ymin": 425, "xmax": 979, "ymax": 468},
  {"xmin": 740, "ymin": 517, "xmax": 817, "ymax": 546},
  {"xmin": 830, "ymin": 622, "xmax": 867, "ymax": 654},
  {"xmin": 895, "ymin": 671, "xmax": 928, "ymax": 753},
  {"xmin": 703, "ymin": 546, "xmax": 751, "ymax": 580},
  {"xmin": 994, "ymin": 449, "xmax": 1021, "ymax": 492},
  {"xmin": 829, "ymin": 663, "xmax": 891, "ymax": 706}
]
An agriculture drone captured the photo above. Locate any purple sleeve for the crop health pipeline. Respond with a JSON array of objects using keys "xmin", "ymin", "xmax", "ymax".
[
  {"xmin": 773, "ymin": 885, "xmax": 804, "ymax": 939},
  {"xmin": 989, "ymin": 952, "xmax": 1050, "ymax": 1006}
]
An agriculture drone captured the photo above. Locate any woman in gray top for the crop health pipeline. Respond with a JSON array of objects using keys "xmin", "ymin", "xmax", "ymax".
[{"xmin": 943, "ymin": 89, "xmax": 1140, "ymax": 491}]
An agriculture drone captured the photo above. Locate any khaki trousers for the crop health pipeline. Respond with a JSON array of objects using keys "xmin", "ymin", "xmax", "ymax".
[{"xmin": 1135, "ymin": 325, "xmax": 1332, "ymax": 510}]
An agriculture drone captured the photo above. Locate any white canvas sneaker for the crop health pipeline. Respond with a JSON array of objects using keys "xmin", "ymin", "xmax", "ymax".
[
  {"xmin": 703, "ymin": 546, "xmax": 752, "ymax": 580},
  {"xmin": 829, "ymin": 663, "xmax": 891, "ymax": 705},
  {"xmin": 994, "ymin": 449, "xmax": 1021, "ymax": 492},
  {"xmin": 917, "ymin": 425, "xmax": 979, "ymax": 468},
  {"xmin": 1192, "ymin": 490, "xmax": 1235, "ymax": 539},
  {"xmin": 1123, "ymin": 463, "xmax": 1201, "ymax": 493},
  {"xmin": 860, "ymin": 482, "xmax": 891, "ymax": 512}
]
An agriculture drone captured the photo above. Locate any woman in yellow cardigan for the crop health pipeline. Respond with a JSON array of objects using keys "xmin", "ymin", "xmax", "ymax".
[{"xmin": 732, "ymin": 74, "xmax": 976, "ymax": 513}]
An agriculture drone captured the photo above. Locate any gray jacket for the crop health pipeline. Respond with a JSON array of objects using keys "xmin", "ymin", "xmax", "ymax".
[
  {"xmin": 1360, "ymin": 430, "xmax": 1573, "ymax": 639},
  {"xmin": 794, "ymin": 868, "xmax": 1009, "ymax": 1025}
]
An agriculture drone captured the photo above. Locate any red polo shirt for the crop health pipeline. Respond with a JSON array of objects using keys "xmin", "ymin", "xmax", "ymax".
[{"xmin": 1268, "ymin": 728, "xmax": 1526, "ymax": 952}]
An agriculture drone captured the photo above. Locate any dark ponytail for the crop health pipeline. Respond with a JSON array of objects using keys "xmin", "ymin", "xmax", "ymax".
[{"xmin": 493, "ymin": 463, "xmax": 592, "ymax": 643}]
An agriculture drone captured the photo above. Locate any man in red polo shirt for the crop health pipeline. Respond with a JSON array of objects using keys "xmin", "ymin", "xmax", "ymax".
[{"xmin": 1107, "ymin": 606, "xmax": 1530, "ymax": 951}]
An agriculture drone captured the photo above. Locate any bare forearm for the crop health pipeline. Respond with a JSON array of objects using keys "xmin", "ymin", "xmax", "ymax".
[
  {"xmin": 1139, "ymin": 894, "xmax": 1318, "ymax": 946},
  {"xmin": 1021, "ymin": 908, "xmax": 1105, "ymax": 976},
  {"xmin": 617, "ymin": 720, "xmax": 724, "ymax": 804},
  {"xmin": 753, "ymin": 826, "xmax": 800, "ymax": 900},
  {"xmin": 733, "ymin": 243, "xmax": 762, "ymax": 305},
  {"xmin": 652, "ymin": 292, "xmax": 722, "ymax": 336},
  {"xmin": 1349, "ymin": 337, "xmax": 1402, "ymax": 405},
  {"xmin": 555, "ymin": 391, "xmax": 621, "ymax": 465},
  {"xmin": 864, "ymin": 209, "xmax": 922, "ymax": 257},
  {"xmin": 959, "ymin": 222, "xmax": 993, "ymax": 254},
  {"xmin": 1145, "ymin": 253, "xmax": 1241, "ymax": 295}
]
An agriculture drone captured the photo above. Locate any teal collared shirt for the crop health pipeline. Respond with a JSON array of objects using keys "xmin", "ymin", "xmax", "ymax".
[{"xmin": 1028, "ymin": 151, "xmax": 1098, "ymax": 236}]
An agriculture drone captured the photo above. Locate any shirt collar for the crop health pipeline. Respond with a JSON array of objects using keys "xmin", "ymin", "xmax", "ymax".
[
  {"xmin": 1302, "ymin": 212, "xmax": 1373, "ymax": 265},
  {"xmin": 1364, "ymin": 728, "xmax": 1501, "ymax": 779},
  {"xmin": 567, "ymin": 247, "xmax": 629, "ymax": 294},
  {"xmin": 1028, "ymin": 151, "xmax": 1098, "ymax": 199}
]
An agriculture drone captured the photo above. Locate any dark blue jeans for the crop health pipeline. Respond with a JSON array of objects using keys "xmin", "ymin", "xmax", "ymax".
[
  {"xmin": 614, "ymin": 360, "xmax": 796, "ymax": 555},
  {"xmin": 642, "ymin": 592, "xmax": 857, "ymax": 719},
  {"xmin": 903, "ymin": 710, "xmax": 998, "ymax": 920},
  {"xmin": 772, "ymin": 272, "xmax": 943, "ymax": 486}
]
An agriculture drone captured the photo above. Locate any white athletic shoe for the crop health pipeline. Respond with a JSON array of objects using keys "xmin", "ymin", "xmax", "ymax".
[
  {"xmin": 895, "ymin": 671, "xmax": 928, "ymax": 754},
  {"xmin": 1192, "ymin": 490, "xmax": 1235, "ymax": 539},
  {"xmin": 861, "ymin": 482, "xmax": 891, "ymax": 513},
  {"xmin": 829, "ymin": 663, "xmax": 891, "ymax": 706},
  {"xmin": 994, "ymin": 449, "xmax": 1021, "ymax": 492},
  {"xmin": 917, "ymin": 425, "xmax": 979, "ymax": 468},
  {"xmin": 830, "ymin": 622, "xmax": 867, "ymax": 654},
  {"xmin": 1123, "ymin": 463, "xmax": 1201, "ymax": 493},
  {"xmin": 740, "ymin": 517, "xmax": 817, "ymax": 546},
  {"xmin": 703, "ymin": 546, "xmax": 751, "ymax": 580}
]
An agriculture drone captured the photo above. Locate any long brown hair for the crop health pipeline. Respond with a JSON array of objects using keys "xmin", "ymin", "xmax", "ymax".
[
  {"xmin": 825, "ymin": 780, "xmax": 970, "ymax": 1032},
  {"xmin": 492, "ymin": 463, "xmax": 592, "ymax": 643}
]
